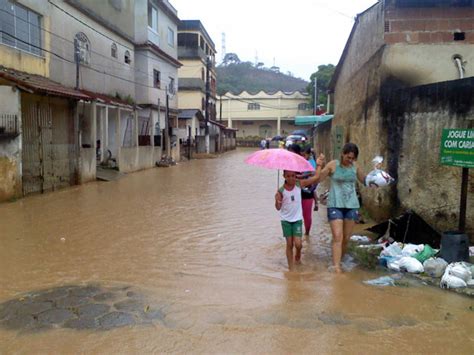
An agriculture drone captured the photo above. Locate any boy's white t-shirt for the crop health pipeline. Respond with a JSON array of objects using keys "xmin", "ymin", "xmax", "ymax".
[{"xmin": 278, "ymin": 182, "xmax": 303, "ymax": 222}]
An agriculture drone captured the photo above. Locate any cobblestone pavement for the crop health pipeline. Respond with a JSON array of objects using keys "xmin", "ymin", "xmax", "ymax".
[{"xmin": 0, "ymin": 285, "xmax": 165, "ymax": 331}]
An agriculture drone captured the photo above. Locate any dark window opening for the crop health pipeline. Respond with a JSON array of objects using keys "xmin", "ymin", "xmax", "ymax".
[
  {"xmin": 111, "ymin": 43, "xmax": 117, "ymax": 58},
  {"xmin": 153, "ymin": 69, "xmax": 161, "ymax": 88},
  {"xmin": 454, "ymin": 32, "xmax": 465, "ymax": 41},
  {"xmin": 178, "ymin": 32, "xmax": 198, "ymax": 47},
  {"xmin": 124, "ymin": 50, "xmax": 131, "ymax": 64},
  {"xmin": 384, "ymin": 21, "xmax": 390, "ymax": 33}
]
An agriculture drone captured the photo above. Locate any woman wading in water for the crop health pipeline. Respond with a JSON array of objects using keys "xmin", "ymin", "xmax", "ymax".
[{"xmin": 311, "ymin": 143, "xmax": 368, "ymax": 273}]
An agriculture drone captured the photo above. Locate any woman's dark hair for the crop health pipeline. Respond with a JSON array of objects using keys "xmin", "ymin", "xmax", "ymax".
[
  {"xmin": 341, "ymin": 142, "xmax": 359, "ymax": 158},
  {"xmin": 303, "ymin": 146, "xmax": 312, "ymax": 155},
  {"xmin": 288, "ymin": 143, "xmax": 301, "ymax": 155}
]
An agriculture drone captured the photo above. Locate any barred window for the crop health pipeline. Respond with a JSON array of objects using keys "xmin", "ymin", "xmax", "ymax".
[{"xmin": 247, "ymin": 103, "xmax": 260, "ymax": 110}]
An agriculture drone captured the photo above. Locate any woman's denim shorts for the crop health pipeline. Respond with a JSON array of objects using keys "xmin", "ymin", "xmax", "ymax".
[{"xmin": 327, "ymin": 207, "xmax": 358, "ymax": 221}]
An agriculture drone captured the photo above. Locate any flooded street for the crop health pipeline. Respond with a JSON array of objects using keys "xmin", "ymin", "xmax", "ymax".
[{"xmin": 0, "ymin": 149, "xmax": 473, "ymax": 353}]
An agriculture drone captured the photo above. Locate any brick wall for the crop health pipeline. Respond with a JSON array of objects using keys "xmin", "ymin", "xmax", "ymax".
[{"xmin": 384, "ymin": 7, "xmax": 474, "ymax": 44}]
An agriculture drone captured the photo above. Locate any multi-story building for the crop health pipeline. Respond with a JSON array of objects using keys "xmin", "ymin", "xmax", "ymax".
[
  {"xmin": 133, "ymin": 0, "xmax": 181, "ymax": 162},
  {"xmin": 177, "ymin": 20, "xmax": 236, "ymax": 155},
  {"xmin": 219, "ymin": 90, "xmax": 313, "ymax": 138},
  {"xmin": 177, "ymin": 20, "xmax": 217, "ymax": 122}
]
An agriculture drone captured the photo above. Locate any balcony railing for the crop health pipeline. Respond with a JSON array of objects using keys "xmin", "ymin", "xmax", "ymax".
[{"xmin": 0, "ymin": 113, "xmax": 19, "ymax": 138}]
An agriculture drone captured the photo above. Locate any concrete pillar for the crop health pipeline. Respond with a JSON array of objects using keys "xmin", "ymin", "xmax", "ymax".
[
  {"xmin": 227, "ymin": 97, "xmax": 232, "ymax": 128},
  {"xmin": 116, "ymin": 108, "xmax": 122, "ymax": 168},
  {"xmin": 150, "ymin": 109, "xmax": 154, "ymax": 147},
  {"xmin": 104, "ymin": 106, "xmax": 109, "ymax": 150},
  {"xmin": 133, "ymin": 109, "xmax": 138, "ymax": 147},
  {"xmin": 91, "ymin": 101, "xmax": 97, "ymax": 149}
]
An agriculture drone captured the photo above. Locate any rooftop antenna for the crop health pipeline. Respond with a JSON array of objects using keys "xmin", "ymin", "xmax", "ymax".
[
  {"xmin": 221, "ymin": 32, "xmax": 226, "ymax": 63},
  {"xmin": 255, "ymin": 50, "xmax": 258, "ymax": 66}
]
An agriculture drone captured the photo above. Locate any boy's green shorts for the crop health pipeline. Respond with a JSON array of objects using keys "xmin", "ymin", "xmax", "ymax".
[{"xmin": 281, "ymin": 220, "xmax": 303, "ymax": 238}]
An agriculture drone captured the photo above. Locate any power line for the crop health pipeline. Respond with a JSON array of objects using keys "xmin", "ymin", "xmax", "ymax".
[
  {"xmin": 0, "ymin": 30, "xmax": 175, "ymax": 92},
  {"xmin": 47, "ymin": 1, "xmax": 208, "ymax": 71},
  {"xmin": 0, "ymin": 7, "xmax": 188, "ymax": 84}
]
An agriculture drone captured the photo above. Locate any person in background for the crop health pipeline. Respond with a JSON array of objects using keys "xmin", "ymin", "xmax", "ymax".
[{"xmin": 298, "ymin": 146, "xmax": 317, "ymax": 237}]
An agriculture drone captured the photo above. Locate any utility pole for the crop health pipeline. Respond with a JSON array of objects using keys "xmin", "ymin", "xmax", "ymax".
[
  {"xmin": 165, "ymin": 89, "xmax": 170, "ymax": 157},
  {"xmin": 314, "ymin": 77, "xmax": 318, "ymax": 115},
  {"xmin": 74, "ymin": 38, "xmax": 80, "ymax": 90},
  {"xmin": 205, "ymin": 56, "xmax": 211, "ymax": 154}
]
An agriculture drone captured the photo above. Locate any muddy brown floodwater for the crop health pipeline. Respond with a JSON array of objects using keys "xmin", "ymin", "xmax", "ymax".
[{"xmin": 0, "ymin": 149, "xmax": 473, "ymax": 353}]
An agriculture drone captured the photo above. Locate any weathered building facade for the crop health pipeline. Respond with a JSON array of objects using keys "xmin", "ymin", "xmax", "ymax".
[
  {"xmin": 0, "ymin": 0, "xmax": 185, "ymax": 203},
  {"xmin": 177, "ymin": 20, "xmax": 217, "ymax": 121},
  {"xmin": 220, "ymin": 91, "xmax": 313, "ymax": 138},
  {"xmin": 326, "ymin": 0, "xmax": 474, "ymax": 234}
]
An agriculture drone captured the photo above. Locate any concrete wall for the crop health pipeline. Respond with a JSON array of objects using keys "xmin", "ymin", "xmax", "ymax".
[
  {"xmin": 383, "ymin": 5, "xmax": 474, "ymax": 86},
  {"xmin": 79, "ymin": 148, "xmax": 95, "ymax": 183},
  {"xmin": 69, "ymin": 0, "xmax": 135, "ymax": 39},
  {"xmin": 49, "ymin": 2, "xmax": 135, "ymax": 99},
  {"xmin": 134, "ymin": 0, "xmax": 178, "ymax": 59},
  {"xmin": 134, "ymin": 49, "xmax": 178, "ymax": 109},
  {"xmin": 178, "ymin": 91, "xmax": 204, "ymax": 110},
  {"xmin": 0, "ymin": 0, "xmax": 51, "ymax": 77},
  {"xmin": 232, "ymin": 119, "xmax": 308, "ymax": 138},
  {"xmin": 178, "ymin": 59, "xmax": 205, "ymax": 78},
  {"xmin": 331, "ymin": 3, "xmax": 474, "ymax": 235},
  {"xmin": 0, "ymin": 86, "xmax": 21, "ymax": 201},
  {"xmin": 379, "ymin": 78, "xmax": 474, "ymax": 234}
]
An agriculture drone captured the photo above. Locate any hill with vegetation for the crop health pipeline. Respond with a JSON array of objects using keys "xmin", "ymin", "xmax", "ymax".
[{"xmin": 216, "ymin": 59, "xmax": 309, "ymax": 95}]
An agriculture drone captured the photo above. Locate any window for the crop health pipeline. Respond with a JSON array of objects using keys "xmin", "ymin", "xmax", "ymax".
[
  {"xmin": 199, "ymin": 35, "xmax": 204, "ymax": 50},
  {"xmin": 298, "ymin": 103, "xmax": 309, "ymax": 110},
  {"xmin": 124, "ymin": 50, "xmax": 131, "ymax": 64},
  {"xmin": 242, "ymin": 121, "xmax": 254, "ymax": 125},
  {"xmin": 0, "ymin": 0, "xmax": 41, "ymax": 56},
  {"xmin": 75, "ymin": 32, "xmax": 91, "ymax": 65},
  {"xmin": 111, "ymin": 43, "xmax": 117, "ymax": 58},
  {"xmin": 247, "ymin": 103, "xmax": 260, "ymax": 110},
  {"xmin": 167, "ymin": 27, "xmax": 174, "ymax": 47},
  {"xmin": 148, "ymin": 2, "xmax": 158, "ymax": 32},
  {"xmin": 168, "ymin": 77, "xmax": 175, "ymax": 94},
  {"xmin": 153, "ymin": 69, "xmax": 161, "ymax": 88}
]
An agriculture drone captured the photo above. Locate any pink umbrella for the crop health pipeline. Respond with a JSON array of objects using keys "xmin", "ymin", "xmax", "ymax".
[{"xmin": 244, "ymin": 148, "xmax": 314, "ymax": 172}]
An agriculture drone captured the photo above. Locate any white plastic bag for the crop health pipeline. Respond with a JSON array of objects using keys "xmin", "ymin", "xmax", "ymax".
[
  {"xmin": 365, "ymin": 157, "xmax": 395, "ymax": 187},
  {"xmin": 398, "ymin": 256, "xmax": 424, "ymax": 273},
  {"xmin": 387, "ymin": 256, "xmax": 402, "ymax": 272},
  {"xmin": 446, "ymin": 263, "xmax": 472, "ymax": 282},
  {"xmin": 350, "ymin": 235, "xmax": 371, "ymax": 244},
  {"xmin": 440, "ymin": 273, "xmax": 467, "ymax": 289},
  {"xmin": 423, "ymin": 258, "xmax": 448, "ymax": 278},
  {"xmin": 401, "ymin": 244, "xmax": 424, "ymax": 257},
  {"xmin": 381, "ymin": 242, "xmax": 403, "ymax": 257}
]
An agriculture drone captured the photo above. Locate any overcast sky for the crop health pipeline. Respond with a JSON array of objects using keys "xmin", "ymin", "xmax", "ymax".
[{"xmin": 171, "ymin": 0, "xmax": 378, "ymax": 81}]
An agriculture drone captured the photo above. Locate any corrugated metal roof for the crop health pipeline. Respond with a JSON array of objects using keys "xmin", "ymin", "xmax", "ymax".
[
  {"xmin": 0, "ymin": 66, "xmax": 90, "ymax": 100},
  {"xmin": 178, "ymin": 109, "xmax": 202, "ymax": 119}
]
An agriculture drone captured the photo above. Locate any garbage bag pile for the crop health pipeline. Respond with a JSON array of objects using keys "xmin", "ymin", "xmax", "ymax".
[{"xmin": 350, "ymin": 235, "xmax": 474, "ymax": 291}]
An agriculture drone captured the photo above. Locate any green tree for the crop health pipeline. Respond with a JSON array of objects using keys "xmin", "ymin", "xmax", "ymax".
[{"xmin": 307, "ymin": 64, "xmax": 336, "ymax": 113}]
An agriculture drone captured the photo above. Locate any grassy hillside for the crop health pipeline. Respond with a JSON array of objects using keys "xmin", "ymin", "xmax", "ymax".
[{"xmin": 217, "ymin": 62, "xmax": 309, "ymax": 94}]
